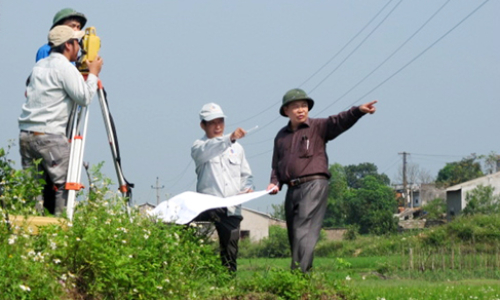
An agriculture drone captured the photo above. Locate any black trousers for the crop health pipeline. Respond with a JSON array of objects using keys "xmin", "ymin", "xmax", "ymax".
[
  {"xmin": 194, "ymin": 208, "xmax": 242, "ymax": 272},
  {"xmin": 285, "ymin": 178, "xmax": 329, "ymax": 272}
]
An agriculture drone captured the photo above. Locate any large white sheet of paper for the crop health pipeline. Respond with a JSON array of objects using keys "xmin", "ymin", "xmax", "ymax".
[{"xmin": 148, "ymin": 189, "xmax": 272, "ymax": 224}]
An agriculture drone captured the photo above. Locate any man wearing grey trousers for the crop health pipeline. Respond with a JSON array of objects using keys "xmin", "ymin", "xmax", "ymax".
[
  {"xmin": 267, "ymin": 88, "xmax": 377, "ymax": 272},
  {"xmin": 19, "ymin": 25, "xmax": 103, "ymax": 215}
]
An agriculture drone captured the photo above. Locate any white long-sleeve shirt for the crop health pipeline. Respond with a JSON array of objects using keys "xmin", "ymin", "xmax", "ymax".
[
  {"xmin": 19, "ymin": 52, "xmax": 98, "ymax": 135},
  {"xmin": 191, "ymin": 133, "xmax": 253, "ymax": 216}
]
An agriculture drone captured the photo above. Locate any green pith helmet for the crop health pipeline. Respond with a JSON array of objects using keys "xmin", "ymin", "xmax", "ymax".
[
  {"xmin": 280, "ymin": 88, "xmax": 314, "ymax": 116},
  {"xmin": 51, "ymin": 8, "xmax": 87, "ymax": 29}
]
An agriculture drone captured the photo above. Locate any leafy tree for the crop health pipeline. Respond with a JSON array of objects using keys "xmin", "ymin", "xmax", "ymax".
[
  {"xmin": 436, "ymin": 155, "xmax": 483, "ymax": 187},
  {"xmin": 343, "ymin": 224, "xmax": 359, "ymax": 240},
  {"xmin": 344, "ymin": 175, "xmax": 398, "ymax": 234},
  {"xmin": 270, "ymin": 203, "xmax": 285, "ymax": 220},
  {"xmin": 421, "ymin": 198, "xmax": 446, "ymax": 219},
  {"xmin": 480, "ymin": 151, "xmax": 500, "ymax": 174},
  {"xmin": 323, "ymin": 162, "xmax": 392, "ymax": 229},
  {"xmin": 418, "ymin": 168, "xmax": 435, "ymax": 184},
  {"xmin": 394, "ymin": 162, "xmax": 435, "ymax": 185},
  {"xmin": 259, "ymin": 225, "xmax": 290, "ymax": 258},
  {"xmin": 323, "ymin": 163, "xmax": 348, "ymax": 227},
  {"xmin": 344, "ymin": 162, "xmax": 390, "ymax": 189},
  {"xmin": 462, "ymin": 185, "xmax": 500, "ymax": 216}
]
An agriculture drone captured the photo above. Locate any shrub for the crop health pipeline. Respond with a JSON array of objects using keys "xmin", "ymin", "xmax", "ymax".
[
  {"xmin": 344, "ymin": 224, "xmax": 360, "ymax": 241},
  {"xmin": 366, "ymin": 209, "xmax": 399, "ymax": 235},
  {"xmin": 239, "ymin": 225, "xmax": 290, "ymax": 259},
  {"xmin": 462, "ymin": 185, "xmax": 500, "ymax": 216},
  {"xmin": 415, "ymin": 213, "xmax": 500, "ymax": 246},
  {"xmin": 0, "ymin": 156, "xmax": 230, "ymax": 299},
  {"xmin": 422, "ymin": 228, "xmax": 447, "ymax": 247},
  {"xmin": 422, "ymin": 198, "xmax": 446, "ymax": 219},
  {"xmin": 0, "ymin": 144, "xmax": 44, "ymax": 217}
]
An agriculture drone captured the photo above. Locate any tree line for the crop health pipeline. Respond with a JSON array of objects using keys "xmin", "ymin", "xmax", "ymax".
[{"xmin": 271, "ymin": 151, "xmax": 499, "ymax": 235}]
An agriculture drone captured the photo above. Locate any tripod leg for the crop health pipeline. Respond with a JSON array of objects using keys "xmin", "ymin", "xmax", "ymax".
[
  {"xmin": 65, "ymin": 106, "xmax": 89, "ymax": 220},
  {"xmin": 97, "ymin": 81, "xmax": 133, "ymax": 204}
]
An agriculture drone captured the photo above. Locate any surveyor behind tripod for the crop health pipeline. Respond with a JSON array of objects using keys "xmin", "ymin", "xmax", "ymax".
[
  {"xmin": 36, "ymin": 8, "xmax": 87, "ymax": 62},
  {"xmin": 19, "ymin": 25, "xmax": 103, "ymax": 216},
  {"xmin": 31, "ymin": 8, "xmax": 87, "ymax": 207}
]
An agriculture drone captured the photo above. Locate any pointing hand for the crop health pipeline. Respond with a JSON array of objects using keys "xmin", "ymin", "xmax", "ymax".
[
  {"xmin": 230, "ymin": 127, "xmax": 246, "ymax": 142},
  {"xmin": 359, "ymin": 100, "xmax": 377, "ymax": 114}
]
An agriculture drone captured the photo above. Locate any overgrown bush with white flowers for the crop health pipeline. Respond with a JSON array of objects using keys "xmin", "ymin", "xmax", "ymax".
[
  {"xmin": 1, "ymin": 147, "xmax": 230, "ymax": 300},
  {"xmin": 1, "ymin": 146, "xmax": 359, "ymax": 300}
]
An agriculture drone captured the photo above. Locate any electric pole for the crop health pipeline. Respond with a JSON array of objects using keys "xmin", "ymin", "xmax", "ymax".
[
  {"xmin": 399, "ymin": 152, "xmax": 409, "ymax": 209},
  {"xmin": 151, "ymin": 177, "xmax": 165, "ymax": 206}
]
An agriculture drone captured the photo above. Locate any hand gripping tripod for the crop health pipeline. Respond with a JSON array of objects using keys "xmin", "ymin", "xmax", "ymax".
[{"xmin": 65, "ymin": 80, "xmax": 134, "ymax": 220}]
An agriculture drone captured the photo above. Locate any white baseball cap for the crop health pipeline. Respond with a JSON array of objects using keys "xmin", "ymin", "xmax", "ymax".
[
  {"xmin": 49, "ymin": 25, "xmax": 85, "ymax": 47},
  {"xmin": 199, "ymin": 103, "xmax": 227, "ymax": 121}
]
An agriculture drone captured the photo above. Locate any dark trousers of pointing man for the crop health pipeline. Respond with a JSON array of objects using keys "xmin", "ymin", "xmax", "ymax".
[
  {"xmin": 285, "ymin": 178, "xmax": 329, "ymax": 272},
  {"xmin": 193, "ymin": 208, "xmax": 241, "ymax": 272}
]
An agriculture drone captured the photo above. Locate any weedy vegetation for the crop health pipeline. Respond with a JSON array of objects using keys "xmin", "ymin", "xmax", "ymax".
[
  {"xmin": 2, "ymin": 145, "xmax": 500, "ymax": 299},
  {"xmin": 0, "ymin": 146, "xmax": 352, "ymax": 300}
]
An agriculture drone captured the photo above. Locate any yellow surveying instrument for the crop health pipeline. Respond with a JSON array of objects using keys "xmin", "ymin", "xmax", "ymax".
[
  {"xmin": 77, "ymin": 27, "xmax": 101, "ymax": 74},
  {"xmin": 66, "ymin": 27, "xmax": 134, "ymax": 220}
]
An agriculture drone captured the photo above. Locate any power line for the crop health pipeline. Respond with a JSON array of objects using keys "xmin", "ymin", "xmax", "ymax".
[
  {"xmin": 314, "ymin": 0, "xmax": 452, "ymax": 117},
  {"xmin": 297, "ymin": 0, "xmax": 395, "ymax": 89},
  {"xmin": 249, "ymin": 1, "xmax": 491, "ymax": 157},
  {"xmin": 411, "ymin": 153, "xmax": 467, "ymax": 158},
  {"xmin": 227, "ymin": 101, "xmax": 280, "ymax": 127},
  {"xmin": 380, "ymin": 155, "xmax": 401, "ymax": 173},
  {"xmin": 244, "ymin": 138, "xmax": 272, "ymax": 146},
  {"xmin": 248, "ymin": 149, "xmax": 273, "ymax": 159},
  {"xmin": 307, "ymin": 0, "xmax": 404, "ymax": 95},
  {"xmin": 342, "ymin": 0, "xmax": 490, "ymax": 109},
  {"xmin": 163, "ymin": 159, "xmax": 192, "ymax": 182},
  {"xmin": 172, "ymin": 178, "xmax": 197, "ymax": 195},
  {"xmin": 164, "ymin": 160, "xmax": 193, "ymax": 192},
  {"xmin": 175, "ymin": 1, "xmax": 492, "ymax": 194},
  {"xmin": 228, "ymin": 0, "xmax": 397, "ymax": 127}
]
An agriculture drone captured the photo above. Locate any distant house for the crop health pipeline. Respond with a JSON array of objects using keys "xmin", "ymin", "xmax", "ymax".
[
  {"xmin": 240, "ymin": 207, "xmax": 286, "ymax": 242},
  {"xmin": 394, "ymin": 183, "xmax": 445, "ymax": 208},
  {"xmin": 446, "ymin": 171, "xmax": 500, "ymax": 220},
  {"xmin": 138, "ymin": 202, "xmax": 156, "ymax": 215},
  {"xmin": 418, "ymin": 183, "xmax": 446, "ymax": 207}
]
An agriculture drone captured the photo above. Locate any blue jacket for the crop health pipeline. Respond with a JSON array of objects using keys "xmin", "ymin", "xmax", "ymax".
[{"xmin": 35, "ymin": 44, "xmax": 51, "ymax": 62}]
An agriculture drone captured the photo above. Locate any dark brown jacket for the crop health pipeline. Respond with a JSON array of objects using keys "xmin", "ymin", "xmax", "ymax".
[{"xmin": 270, "ymin": 106, "xmax": 365, "ymax": 186}]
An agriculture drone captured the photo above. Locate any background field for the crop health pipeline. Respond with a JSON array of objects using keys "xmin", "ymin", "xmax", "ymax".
[{"xmin": 238, "ymin": 257, "xmax": 500, "ymax": 300}]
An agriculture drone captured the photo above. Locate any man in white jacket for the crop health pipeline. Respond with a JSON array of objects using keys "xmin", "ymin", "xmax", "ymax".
[
  {"xmin": 191, "ymin": 103, "xmax": 253, "ymax": 272},
  {"xmin": 19, "ymin": 25, "xmax": 103, "ymax": 215}
]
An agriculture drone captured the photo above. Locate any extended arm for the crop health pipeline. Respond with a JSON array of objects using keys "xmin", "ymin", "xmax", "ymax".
[
  {"xmin": 325, "ymin": 101, "xmax": 376, "ymax": 141},
  {"xmin": 62, "ymin": 57, "xmax": 103, "ymax": 107},
  {"xmin": 191, "ymin": 134, "xmax": 232, "ymax": 164}
]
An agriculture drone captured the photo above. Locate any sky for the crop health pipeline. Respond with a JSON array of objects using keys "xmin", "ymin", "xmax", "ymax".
[{"xmin": 1, "ymin": 0, "xmax": 499, "ymax": 214}]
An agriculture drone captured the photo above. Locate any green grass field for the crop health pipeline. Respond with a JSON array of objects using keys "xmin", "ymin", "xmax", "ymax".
[{"xmin": 238, "ymin": 257, "xmax": 500, "ymax": 300}]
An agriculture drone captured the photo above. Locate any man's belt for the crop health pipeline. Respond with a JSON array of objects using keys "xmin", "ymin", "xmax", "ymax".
[
  {"xmin": 21, "ymin": 130, "xmax": 45, "ymax": 136},
  {"xmin": 287, "ymin": 175, "xmax": 327, "ymax": 187}
]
